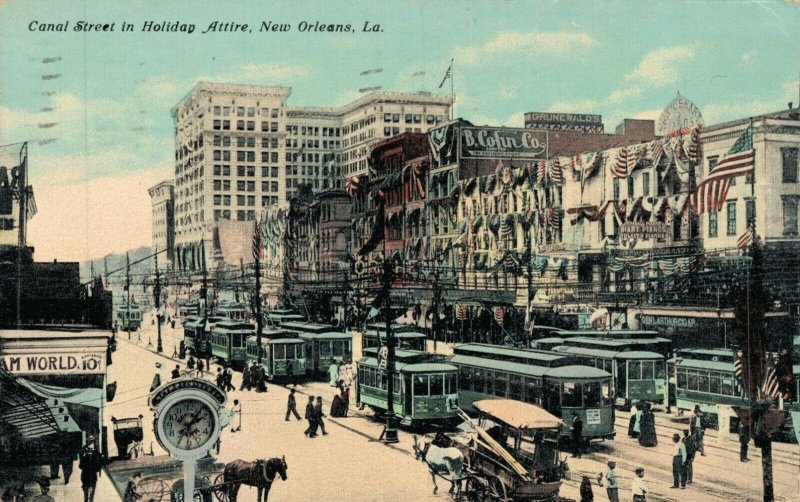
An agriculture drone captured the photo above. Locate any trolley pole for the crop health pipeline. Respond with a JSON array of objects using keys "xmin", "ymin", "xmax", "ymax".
[
  {"xmin": 382, "ymin": 258, "xmax": 399, "ymax": 444},
  {"xmin": 126, "ymin": 252, "xmax": 131, "ymax": 340},
  {"xmin": 154, "ymin": 248, "xmax": 163, "ymax": 353}
]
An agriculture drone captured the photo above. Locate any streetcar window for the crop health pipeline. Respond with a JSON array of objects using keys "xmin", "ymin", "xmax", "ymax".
[
  {"xmin": 414, "ymin": 375, "xmax": 429, "ymax": 396},
  {"xmin": 641, "ymin": 361, "xmax": 654, "ymax": 380},
  {"xmin": 445, "ymin": 374, "xmax": 456, "ymax": 394},
  {"xmin": 686, "ymin": 370, "xmax": 698, "ymax": 391},
  {"xmin": 583, "ymin": 381, "xmax": 602, "ymax": 407},
  {"xmin": 508, "ymin": 375, "xmax": 522, "ymax": 400},
  {"xmin": 697, "ymin": 372, "xmax": 709, "ymax": 393},
  {"xmin": 380, "ymin": 372, "xmax": 387, "ymax": 390},
  {"xmin": 473, "ymin": 369, "xmax": 485, "ymax": 393},
  {"xmin": 525, "ymin": 378, "xmax": 542, "ymax": 404},
  {"xmin": 494, "ymin": 372, "xmax": 508, "ymax": 397},
  {"xmin": 628, "ymin": 361, "xmax": 641, "ymax": 379},
  {"xmin": 459, "ymin": 367, "xmax": 472, "ymax": 390},
  {"xmin": 430, "ymin": 374, "xmax": 444, "ymax": 395},
  {"xmin": 485, "ymin": 371, "xmax": 494, "ymax": 396},
  {"xmin": 393, "ymin": 375, "xmax": 400, "ymax": 395},
  {"xmin": 562, "ymin": 382, "xmax": 582, "ymax": 407},
  {"xmin": 369, "ymin": 368, "xmax": 377, "ymax": 388},
  {"xmin": 275, "ymin": 345, "xmax": 285, "ymax": 359},
  {"xmin": 655, "ymin": 362, "xmax": 666, "ymax": 379},
  {"xmin": 602, "ymin": 381, "xmax": 614, "ymax": 405},
  {"xmin": 677, "ymin": 369, "xmax": 688, "ymax": 389},
  {"xmin": 333, "ymin": 341, "xmax": 344, "ymax": 357},
  {"xmin": 709, "ymin": 373, "xmax": 721, "ymax": 394},
  {"xmin": 721, "ymin": 376, "xmax": 733, "ymax": 396}
]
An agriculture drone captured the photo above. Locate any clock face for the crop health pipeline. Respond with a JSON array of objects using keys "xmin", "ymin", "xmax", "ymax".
[{"xmin": 161, "ymin": 398, "xmax": 216, "ymax": 451}]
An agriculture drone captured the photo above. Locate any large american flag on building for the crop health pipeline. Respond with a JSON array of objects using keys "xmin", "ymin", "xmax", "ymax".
[{"xmin": 691, "ymin": 124, "xmax": 755, "ymax": 215}]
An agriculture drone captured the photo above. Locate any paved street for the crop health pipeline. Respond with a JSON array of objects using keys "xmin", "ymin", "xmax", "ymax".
[{"xmin": 104, "ymin": 314, "xmax": 800, "ymax": 502}]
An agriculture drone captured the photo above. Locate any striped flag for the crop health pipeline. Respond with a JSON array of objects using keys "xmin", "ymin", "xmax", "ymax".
[
  {"xmin": 456, "ymin": 304, "xmax": 468, "ymax": 321},
  {"xmin": 737, "ymin": 225, "xmax": 754, "ymax": 249},
  {"xmin": 733, "ymin": 350, "xmax": 748, "ymax": 398},
  {"xmin": 537, "ymin": 161, "xmax": 546, "ymax": 183},
  {"xmin": 762, "ymin": 366, "xmax": 787, "ymax": 400},
  {"xmin": 549, "ymin": 158, "xmax": 563, "ymax": 183},
  {"xmin": 493, "ymin": 306, "xmax": 504, "ymax": 325},
  {"xmin": 439, "ymin": 59, "xmax": 453, "ymax": 89},
  {"xmin": 612, "ymin": 147, "xmax": 629, "ymax": 178},
  {"xmin": 252, "ymin": 218, "xmax": 263, "ymax": 263},
  {"xmin": 692, "ymin": 124, "xmax": 755, "ymax": 215}
]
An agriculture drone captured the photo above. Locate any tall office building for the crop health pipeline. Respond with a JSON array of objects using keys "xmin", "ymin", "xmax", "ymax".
[
  {"xmin": 147, "ymin": 179, "xmax": 175, "ymax": 267},
  {"xmin": 171, "ymin": 82, "xmax": 451, "ymax": 269}
]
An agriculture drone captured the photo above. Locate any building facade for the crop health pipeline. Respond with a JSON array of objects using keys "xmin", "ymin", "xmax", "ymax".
[{"xmin": 147, "ymin": 179, "xmax": 175, "ymax": 266}]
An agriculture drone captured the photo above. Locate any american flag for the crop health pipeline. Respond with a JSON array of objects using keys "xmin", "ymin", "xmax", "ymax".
[
  {"xmin": 438, "ymin": 59, "xmax": 453, "ymax": 89},
  {"xmin": 537, "ymin": 161, "xmax": 547, "ymax": 183},
  {"xmin": 733, "ymin": 350, "xmax": 748, "ymax": 398},
  {"xmin": 455, "ymin": 304, "xmax": 468, "ymax": 321},
  {"xmin": 611, "ymin": 147, "xmax": 629, "ymax": 178},
  {"xmin": 549, "ymin": 159, "xmax": 563, "ymax": 183},
  {"xmin": 692, "ymin": 125, "xmax": 755, "ymax": 215},
  {"xmin": 762, "ymin": 366, "xmax": 787, "ymax": 400},
  {"xmin": 252, "ymin": 218, "xmax": 263, "ymax": 263},
  {"xmin": 737, "ymin": 225, "xmax": 754, "ymax": 249},
  {"xmin": 651, "ymin": 140, "xmax": 665, "ymax": 168}
]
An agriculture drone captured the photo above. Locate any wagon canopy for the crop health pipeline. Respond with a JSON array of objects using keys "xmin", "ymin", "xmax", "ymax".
[{"xmin": 474, "ymin": 399, "xmax": 563, "ymax": 430}]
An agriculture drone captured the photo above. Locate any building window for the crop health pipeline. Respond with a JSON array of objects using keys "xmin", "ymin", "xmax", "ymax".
[
  {"xmin": 708, "ymin": 211, "xmax": 718, "ymax": 237},
  {"xmin": 745, "ymin": 199, "xmax": 756, "ymax": 227},
  {"xmin": 627, "ymin": 176, "xmax": 635, "ymax": 198},
  {"xmin": 782, "ymin": 196, "xmax": 799, "ymax": 236},
  {"xmin": 726, "ymin": 201, "xmax": 737, "ymax": 236},
  {"xmin": 782, "ymin": 147, "xmax": 798, "ymax": 183},
  {"xmin": 642, "ymin": 172, "xmax": 650, "ymax": 196},
  {"xmin": 222, "ymin": 120, "xmax": 230, "ymax": 130},
  {"xmin": 613, "ymin": 178, "xmax": 620, "ymax": 200}
]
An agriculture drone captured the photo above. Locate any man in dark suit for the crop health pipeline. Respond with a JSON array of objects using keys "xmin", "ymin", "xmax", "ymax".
[
  {"xmin": 79, "ymin": 436, "xmax": 103, "ymax": 502},
  {"xmin": 571, "ymin": 413, "xmax": 584, "ymax": 458},
  {"xmin": 313, "ymin": 396, "xmax": 328, "ymax": 436},
  {"xmin": 285, "ymin": 388, "xmax": 301, "ymax": 421},
  {"xmin": 304, "ymin": 396, "xmax": 316, "ymax": 437}
]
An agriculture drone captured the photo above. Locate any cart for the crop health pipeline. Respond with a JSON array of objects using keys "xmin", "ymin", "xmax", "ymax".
[{"xmin": 111, "ymin": 415, "xmax": 143, "ymax": 460}]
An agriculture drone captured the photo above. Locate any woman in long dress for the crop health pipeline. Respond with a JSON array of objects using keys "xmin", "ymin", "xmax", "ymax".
[
  {"xmin": 638, "ymin": 403, "xmax": 658, "ymax": 447},
  {"xmin": 329, "ymin": 362, "xmax": 339, "ymax": 387},
  {"xmin": 628, "ymin": 402, "xmax": 641, "ymax": 438}
]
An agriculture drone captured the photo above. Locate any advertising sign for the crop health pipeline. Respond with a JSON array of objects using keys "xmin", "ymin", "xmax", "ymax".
[
  {"xmin": 620, "ymin": 222, "xmax": 669, "ymax": 240},
  {"xmin": 525, "ymin": 112, "xmax": 604, "ymax": 133},
  {"xmin": 639, "ymin": 315, "xmax": 697, "ymax": 329},
  {"xmin": 586, "ymin": 409, "xmax": 601, "ymax": 425},
  {"xmin": 0, "ymin": 352, "xmax": 106, "ymax": 375},
  {"xmin": 460, "ymin": 127, "xmax": 547, "ymax": 159}
]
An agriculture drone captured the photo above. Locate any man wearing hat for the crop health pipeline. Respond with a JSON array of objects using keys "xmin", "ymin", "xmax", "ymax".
[
  {"xmin": 604, "ymin": 460, "xmax": 619, "ymax": 502},
  {"xmin": 79, "ymin": 436, "xmax": 103, "ymax": 502},
  {"xmin": 631, "ymin": 468, "xmax": 647, "ymax": 501}
]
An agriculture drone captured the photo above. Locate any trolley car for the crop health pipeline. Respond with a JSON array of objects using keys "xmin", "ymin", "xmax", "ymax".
[
  {"xmin": 245, "ymin": 327, "xmax": 307, "ymax": 379},
  {"xmin": 357, "ymin": 348, "xmax": 459, "ymax": 426},
  {"xmin": 362, "ymin": 330, "xmax": 428, "ymax": 352},
  {"xmin": 115, "ymin": 302, "xmax": 143, "ymax": 331},
  {"xmin": 297, "ymin": 331, "xmax": 353, "ymax": 375},
  {"xmin": 552, "ymin": 345, "xmax": 666, "ymax": 409},
  {"xmin": 451, "ymin": 344, "xmax": 615, "ymax": 441},
  {"xmin": 210, "ymin": 320, "xmax": 254, "ymax": 369},
  {"xmin": 554, "ymin": 330, "xmax": 673, "ymax": 357},
  {"xmin": 183, "ymin": 315, "xmax": 227, "ymax": 357},
  {"xmin": 279, "ymin": 321, "xmax": 331, "ymax": 334},
  {"xmin": 216, "ymin": 301, "xmax": 248, "ymax": 321},
  {"xmin": 265, "ymin": 312, "xmax": 305, "ymax": 326},
  {"xmin": 178, "ymin": 300, "xmax": 201, "ymax": 319}
]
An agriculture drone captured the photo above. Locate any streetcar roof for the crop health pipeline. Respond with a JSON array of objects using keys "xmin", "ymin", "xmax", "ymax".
[
  {"xmin": 365, "ymin": 323, "xmax": 420, "ymax": 333},
  {"xmin": 260, "ymin": 328, "xmax": 298, "ymax": 336},
  {"xmin": 246, "ymin": 336, "xmax": 304, "ymax": 345},
  {"xmin": 670, "ymin": 358, "xmax": 732, "ymax": 371},
  {"xmin": 544, "ymin": 365, "xmax": 612, "ymax": 379},
  {"xmin": 534, "ymin": 337, "xmax": 565, "ymax": 343},
  {"xmin": 453, "ymin": 343, "xmax": 570, "ymax": 362},
  {"xmin": 402, "ymin": 363, "xmax": 458, "ymax": 373},
  {"xmin": 297, "ymin": 331, "xmax": 352, "ymax": 340},
  {"xmin": 364, "ymin": 331, "xmax": 427, "ymax": 339},
  {"xmin": 474, "ymin": 399, "xmax": 563, "ymax": 429},
  {"xmin": 676, "ymin": 348, "xmax": 734, "ymax": 358},
  {"xmin": 553, "ymin": 346, "xmax": 662, "ymax": 360},
  {"xmin": 451, "ymin": 354, "xmax": 549, "ymax": 377},
  {"xmin": 562, "ymin": 337, "xmax": 670, "ymax": 347},
  {"xmin": 557, "ymin": 329, "xmax": 661, "ymax": 338},
  {"xmin": 280, "ymin": 321, "xmax": 331, "ymax": 332}
]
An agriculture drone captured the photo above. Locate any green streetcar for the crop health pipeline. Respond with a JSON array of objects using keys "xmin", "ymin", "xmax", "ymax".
[{"xmin": 210, "ymin": 320, "xmax": 254, "ymax": 369}]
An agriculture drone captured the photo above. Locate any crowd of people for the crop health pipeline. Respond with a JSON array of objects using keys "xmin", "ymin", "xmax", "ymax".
[{"xmin": 580, "ymin": 462, "xmax": 649, "ymax": 502}]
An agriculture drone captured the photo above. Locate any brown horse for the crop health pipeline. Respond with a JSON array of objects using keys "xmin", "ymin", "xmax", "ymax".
[{"xmin": 223, "ymin": 457, "xmax": 287, "ymax": 502}]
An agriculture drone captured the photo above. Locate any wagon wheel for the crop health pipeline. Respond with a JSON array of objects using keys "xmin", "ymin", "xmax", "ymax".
[
  {"xmin": 138, "ymin": 479, "xmax": 172, "ymax": 502},
  {"xmin": 213, "ymin": 473, "xmax": 230, "ymax": 502},
  {"xmin": 488, "ymin": 476, "xmax": 508, "ymax": 502},
  {"xmin": 464, "ymin": 475, "xmax": 488, "ymax": 502}
]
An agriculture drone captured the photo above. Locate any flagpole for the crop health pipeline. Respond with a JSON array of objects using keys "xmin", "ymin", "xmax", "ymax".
[{"xmin": 450, "ymin": 60, "xmax": 455, "ymax": 121}]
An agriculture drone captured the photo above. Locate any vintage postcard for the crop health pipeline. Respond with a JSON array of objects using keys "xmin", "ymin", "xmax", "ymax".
[{"xmin": 1, "ymin": 1, "xmax": 799, "ymax": 501}]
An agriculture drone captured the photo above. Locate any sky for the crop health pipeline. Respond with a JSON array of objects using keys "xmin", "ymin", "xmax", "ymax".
[{"xmin": 0, "ymin": 0, "xmax": 799, "ymax": 262}]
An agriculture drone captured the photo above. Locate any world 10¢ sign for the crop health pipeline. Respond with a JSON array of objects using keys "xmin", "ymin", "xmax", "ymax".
[{"xmin": 0, "ymin": 352, "xmax": 106, "ymax": 375}]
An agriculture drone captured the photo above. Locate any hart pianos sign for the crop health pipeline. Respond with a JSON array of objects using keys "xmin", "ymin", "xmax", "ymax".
[
  {"xmin": 0, "ymin": 352, "xmax": 106, "ymax": 375},
  {"xmin": 460, "ymin": 127, "xmax": 547, "ymax": 159}
]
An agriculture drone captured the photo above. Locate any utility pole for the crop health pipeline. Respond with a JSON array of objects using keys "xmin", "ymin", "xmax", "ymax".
[
  {"xmin": 382, "ymin": 257, "xmax": 399, "ymax": 443},
  {"xmin": 154, "ymin": 248, "xmax": 163, "ymax": 353},
  {"xmin": 525, "ymin": 235, "xmax": 533, "ymax": 346},
  {"xmin": 432, "ymin": 264, "xmax": 441, "ymax": 353},
  {"xmin": 254, "ymin": 255, "xmax": 264, "ymax": 364},
  {"xmin": 126, "ymin": 252, "xmax": 131, "ymax": 340},
  {"xmin": 201, "ymin": 261, "xmax": 209, "ymax": 366}
]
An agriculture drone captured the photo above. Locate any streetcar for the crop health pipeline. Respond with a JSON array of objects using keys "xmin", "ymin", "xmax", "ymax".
[
  {"xmin": 115, "ymin": 302, "xmax": 143, "ymax": 331},
  {"xmin": 362, "ymin": 330, "xmax": 427, "ymax": 352},
  {"xmin": 552, "ymin": 344, "xmax": 667, "ymax": 409},
  {"xmin": 357, "ymin": 347, "xmax": 459, "ymax": 426},
  {"xmin": 556, "ymin": 335, "xmax": 672, "ymax": 358},
  {"xmin": 177, "ymin": 300, "xmax": 202, "ymax": 319},
  {"xmin": 555, "ymin": 330, "xmax": 673, "ymax": 356},
  {"xmin": 216, "ymin": 301, "xmax": 248, "ymax": 321},
  {"xmin": 297, "ymin": 331, "xmax": 353, "ymax": 376},
  {"xmin": 245, "ymin": 335, "xmax": 307, "ymax": 380},
  {"xmin": 530, "ymin": 337, "xmax": 566, "ymax": 351},
  {"xmin": 183, "ymin": 315, "xmax": 227, "ymax": 357},
  {"xmin": 210, "ymin": 320, "xmax": 255, "ymax": 369},
  {"xmin": 279, "ymin": 321, "xmax": 331, "ymax": 334},
  {"xmin": 451, "ymin": 344, "xmax": 615, "ymax": 441},
  {"xmin": 265, "ymin": 312, "xmax": 305, "ymax": 326}
]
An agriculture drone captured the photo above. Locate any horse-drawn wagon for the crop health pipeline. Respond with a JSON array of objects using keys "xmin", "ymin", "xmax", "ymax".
[{"xmin": 414, "ymin": 399, "xmax": 567, "ymax": 502}]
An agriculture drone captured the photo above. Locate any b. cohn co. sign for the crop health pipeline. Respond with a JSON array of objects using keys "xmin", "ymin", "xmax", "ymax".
[
  {"xmin": 0, "ymin": 352, "xmax": 106, "ymax": 375},
  {"xmin": 460, "ymin": 127, "xmax": 547, "ymax": 159}
]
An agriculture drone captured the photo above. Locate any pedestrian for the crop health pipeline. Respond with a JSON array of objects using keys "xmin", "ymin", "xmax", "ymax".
[
  {"xmin": 31, "ymin": 479, "xmax": 55, "ymax": 502},
  {"xmin": 329, "ymin": 362, "xmax": 339, "ymax": 387},
  {"xmin": 256, "ymin": 363, "xmax": 267, "ymax": 392},
  {"xmin": 215, "ymin": 368, "xmax": 225, "ymax": 390},
  {"xmin": 171, "ymin": 365, "xmax": 181, "ymax": 379},
  {"xmin": 79, "ymin": 436, "xmax": 103, "ymax": 502},
  {"xmin": 632, "ymin": 403, "xmax": 643, "ymax": 439},
  {"xmin": 342, "ymin": 386, "xmax": 351, "ymax": 417},
  {"xmin": 330, "ymin": 392, "xmax": 344, "ymax": 417},
  {"xmin": 123, "ymin": 472, "xmax": 143, "ymax": 502},
  {"xmin": 304, "ymin": 396, "xmax": 317, "ymax": 437},
  {"xmin": 150, "ymin": 364, "xmax": 162, "ymax": 392},
  {"xmin": 240, "ymin": 363, "xmax": 251, "ymax": 391},
  {"xmin": 605, "ymin": 460, "xmax": 619, "ymax": 502},
  {"xmin": 571, "ymin": 413, "xmax": 583, "ymax": 458},
  {"xmin": 62, "ymin": 459, "xmax": 74, "ymax": 484},
  {"xmin": 580, "ymin": 475, "xmax": 594, "ymax": 502},
  {"xmin": 285, "ymin": 388, "xmax": 302, "ymax": 421},
  {"xmin": 187, "ymin": 356, "xmax": 196, "ymax": 371},
  {"xmin": 628, "ymin": 402, "xmax": 640, "ymax": 438},
  {"xmin": 739, "ymin": 424, "xmax": 751, "ymax": 462},
  {"xmin": 671, "ymin": 433, "xmax": 686, "ymax": 489},
  {"xmin": 231, "ymin": 399, "xmax": 242, "ymax": 433},
  {"xmin": 197, "ymin": 358, "xmax": 205, "ymax": 377},
  {"xmin": 638, "ymin": 403, "xmax": 657, "ymax": 447},
  {"xmin": 224, "ymin": 368, "xmax": 235, "ymax": 392},
  {"xmin": 690, "ymin": 405, "xmax": 706, "ymax": 456},
  {"xmin": 682, "ymin": 429, "xmax": 696, "ymax": 484},
  {"xmin": 631, "ymin": 468, "xmax": 648, "ymax": 501},
  {"xmin": 313, "ymin": 396, "xmax": 328, "ymax": 435},
  {"xmin": 286, "ymin": 360, "xmax": 297, "ymax": 386},
  {"xmin": 339, "ymin": 361, "xmax": 350, "ymax": 387}
]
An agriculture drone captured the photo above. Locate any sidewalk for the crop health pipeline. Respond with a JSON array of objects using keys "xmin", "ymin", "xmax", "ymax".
[{"xmin": 20, "ymin": 460, "xmax": 120, "ymax": 502}]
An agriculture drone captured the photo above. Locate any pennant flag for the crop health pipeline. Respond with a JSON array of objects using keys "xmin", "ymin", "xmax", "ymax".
[
  {"xmin": 691, "ymin": 124, "xmax": 755, "ymax": 215},
  {"xmin": 358, "ymin": 204, "xmax": 385, "ymax": 256},
  {"xmin": 439, "ymin": 59, "xmax": 453, "ymax": 89},
  {"xmin": 737, "ymin": 225, "xmax": 754, "ymax": 249}
]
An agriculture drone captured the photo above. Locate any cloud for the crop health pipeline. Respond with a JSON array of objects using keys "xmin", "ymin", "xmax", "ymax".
[
  {"xmin": 739, "ymin": 49, "xmax": 757, "ymax": 67},
  {"xmin": 608, "ymin": 86, "xmax": 643, "ymax": 105},
  {"xmin": 454, "ymin": 31, "xmax": 595, "ymax": 65},
  {"xmin": 701, "ymin": 98, "xmax": 782, "ymax": 125},
  {"xmin": 545, "ymin": 99, "xmax": 600, "ymax": 113},
  {"xmin": 625, "ymin": 45, "xmax": 696, "ymax": 85}
]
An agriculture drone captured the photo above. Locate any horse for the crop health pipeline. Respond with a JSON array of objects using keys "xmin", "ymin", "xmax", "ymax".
[
  {"xmin": 412, "ymin": 433, "xmax": 466, "ymax": 496},
  {"xmin": 223, "ymin": 457, "xmax": 287, "ymax": 502}
]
